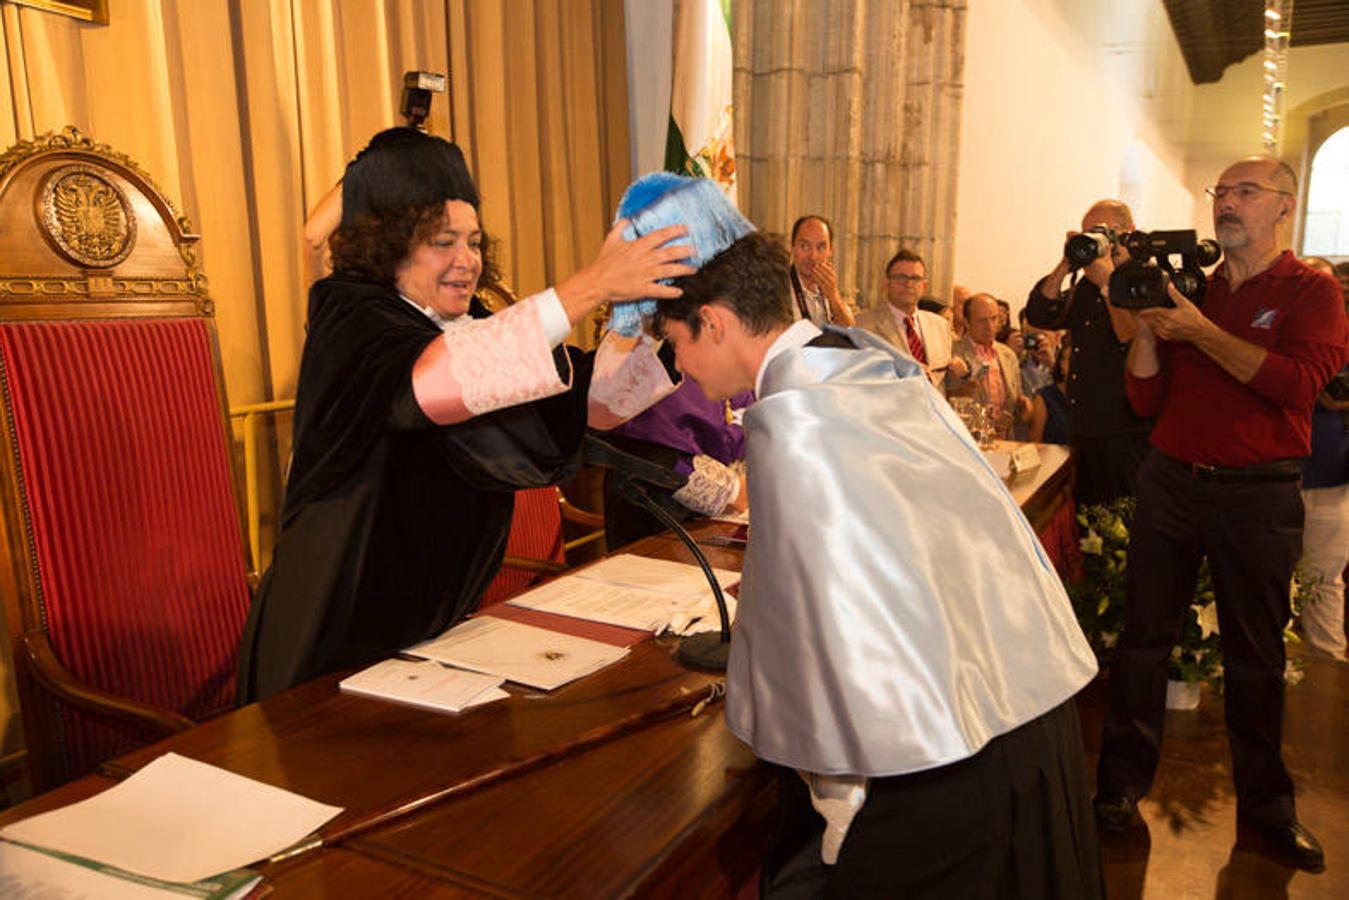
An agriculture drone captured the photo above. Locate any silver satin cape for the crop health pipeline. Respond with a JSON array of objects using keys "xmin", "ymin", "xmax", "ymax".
[{"xmin": 726, "ymin": 327, "xmax": 1098, "ymax": 777}]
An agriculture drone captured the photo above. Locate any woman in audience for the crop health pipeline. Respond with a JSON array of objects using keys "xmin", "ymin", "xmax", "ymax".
[
  {"xmin": 1029, "ymin": 336, "xmax": 1072, "ymax": 445},
  {"xmin": 237, "ymin": 127, "xmax": 691, "ymax": 701}
]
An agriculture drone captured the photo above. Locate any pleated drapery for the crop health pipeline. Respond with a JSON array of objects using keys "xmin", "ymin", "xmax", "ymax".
[
  {"xmin": 2, "ymin": 0, "xmax": 629, "ymax": 403},
  {"xmin": 0, "ymin": 0, "xmax": 629, "ymax": 767},
  {"xmin": 732, "ymin": 0, "xmax": 967, "ymax": 309}
]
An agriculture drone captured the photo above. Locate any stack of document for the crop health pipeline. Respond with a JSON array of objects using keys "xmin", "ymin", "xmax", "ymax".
[
  {"xmin": 505, "ymin": 553, "xmax": 739, "ymax": 635},
  {"xmin": 0, "ymin": 752, "xmax": 342, "ymax": 898},
  {"xmin": 340, "ymin": 658, "xmax": 508, "ymax": 713},
  {"xmin": 407, "ymin": 616, "xmax": 630, "ymax": 690}
]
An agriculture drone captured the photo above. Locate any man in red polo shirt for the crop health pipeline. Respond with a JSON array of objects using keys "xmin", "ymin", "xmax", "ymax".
[{"xmin": 1093, "ymin": 156, "xmax": 1347, "ymax": 872}]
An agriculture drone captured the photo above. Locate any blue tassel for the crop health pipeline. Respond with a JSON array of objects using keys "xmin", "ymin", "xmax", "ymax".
[{"xmin": 607, "ymin": 173, "xmax": 755, "ymax": 336}]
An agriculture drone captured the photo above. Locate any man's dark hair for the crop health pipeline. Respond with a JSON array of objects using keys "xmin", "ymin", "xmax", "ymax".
[
  {"xmin": 790, "ymin": 214, "xmax": 834, "ymax": 245},
  {"xmin": 885, "ymin": 248, "xmax": 926, "ymax": 273},
  {"xmin": 654, "ymin": 233, "xmax": 794, "ymax": 339}
]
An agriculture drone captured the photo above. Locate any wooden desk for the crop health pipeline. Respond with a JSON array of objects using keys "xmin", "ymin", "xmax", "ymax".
[
  {"xmin": 0, "ymin": 454, "xmax": 1074, "ymax": 897},
  {"xmin": 351, "ymin": 703, "xmax": 776, "ymax": 898}
]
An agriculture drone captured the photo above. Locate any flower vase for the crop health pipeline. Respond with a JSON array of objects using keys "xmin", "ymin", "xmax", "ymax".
[{"xmin": 1165, "ymin": 678, "xmax": 1202, "ymax": 710}]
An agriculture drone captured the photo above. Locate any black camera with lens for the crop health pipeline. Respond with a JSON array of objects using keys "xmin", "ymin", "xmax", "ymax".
[
  {"xmin": 1064, "ymin": 225, "xmax": 1119, "ymax": 269},
  {"xmin": 1022, "ymin": 332, "xmax": 1042, "ymax": 351},
  {"xmin": 1108, "ymin": 230, "xmax": 1221, "ymax": 309}
]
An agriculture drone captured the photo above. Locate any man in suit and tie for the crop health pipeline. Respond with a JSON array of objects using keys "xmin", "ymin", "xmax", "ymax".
[
  {"xmin": 856, "ymin": 249, "xmax": 967, "ymax": 395},
  {"xmin": 950, "ymin": 292, "xmax": 1034, "ymax": 435}
]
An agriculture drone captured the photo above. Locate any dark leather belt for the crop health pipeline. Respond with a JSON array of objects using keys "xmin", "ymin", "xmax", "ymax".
[{"xmin": 1161, "ymin": 453, "xmax": 1302, "ymax": 484}]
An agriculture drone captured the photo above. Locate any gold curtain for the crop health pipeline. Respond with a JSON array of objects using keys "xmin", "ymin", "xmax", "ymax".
[
  {"xmin": 732, "ymin": 0, "xmax": 966, "ymax": 308},
  {"xmin": 0, "ymin": 0, "xmax": 629, "ymax": 771}
]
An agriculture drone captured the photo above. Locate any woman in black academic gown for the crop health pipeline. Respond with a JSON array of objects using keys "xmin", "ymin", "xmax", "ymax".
[{"xmin": 237, "ymin": 128, "xmax": 689, "ymax": 702}]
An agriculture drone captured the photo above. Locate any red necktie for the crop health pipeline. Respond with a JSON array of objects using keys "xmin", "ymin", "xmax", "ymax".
[{"xmin": 905, "ymin": 316, "xmax": 927, "ymax": 364}]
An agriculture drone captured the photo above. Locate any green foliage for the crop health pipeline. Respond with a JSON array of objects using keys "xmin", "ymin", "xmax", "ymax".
[
  {"xmin": 1068, "ymin": 497, "xmax": 1221, "ymax": 687},
  {"xmin": 1068, "ymin": 497, "xmax": 1310, "ymax": 689}
]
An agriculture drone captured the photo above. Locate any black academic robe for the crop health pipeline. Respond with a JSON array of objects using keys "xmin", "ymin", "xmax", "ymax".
[{"xmin": 236, "ymin": 275, "xmax": 591, "ymax": 702}]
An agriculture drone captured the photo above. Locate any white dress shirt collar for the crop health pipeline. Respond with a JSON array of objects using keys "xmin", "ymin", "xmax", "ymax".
[
  {"xmin": 755, "ymin": 319, "xmax": 823, "ymax": 396},
  {"xmin": 400, "ymin": 294, "xmax": 455, "ymax": 331}
]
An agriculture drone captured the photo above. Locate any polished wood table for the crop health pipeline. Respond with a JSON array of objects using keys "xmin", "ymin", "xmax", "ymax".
[{"xmin": 0, "ymin": 450, "xmax": 1075, "ymax": 897}]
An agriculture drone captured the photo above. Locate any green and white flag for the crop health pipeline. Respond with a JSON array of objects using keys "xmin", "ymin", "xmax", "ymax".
[{"xmin": 665, "ymin": 0, "xmax": 737, "ymax": 202}]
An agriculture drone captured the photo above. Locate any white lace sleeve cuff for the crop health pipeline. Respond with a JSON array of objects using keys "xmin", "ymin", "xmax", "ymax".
[
  {"xmin": 587, "ymin": 332, "xmax": 678, "ymax": 429},
  {"xmin": 411, "ymin": 295, "xmax": 570, "ymax": 424},
  {"xmin": 672, "ymin": 454, "xmax": 740, "ymax": 516}
]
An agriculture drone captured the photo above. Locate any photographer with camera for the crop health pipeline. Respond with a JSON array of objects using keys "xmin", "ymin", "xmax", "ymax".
[
  {"xmin": 1026, "ymin": 200, "xmax": 1151, "ymax": 504},
  {"xmin": 1018, "ymin": 309, "xmax": 1058, "ymax": 396},
  {"xmin": 1093, "ymin": 157, "xmax": 1348, "ymax": 872}
]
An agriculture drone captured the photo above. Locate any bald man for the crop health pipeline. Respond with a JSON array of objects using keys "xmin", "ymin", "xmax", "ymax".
[
  {"xmin": 1095, "ymin": 157, "xmax": 1347, "ymax": 873},
  {"xmin": 950, "ymin": 293, "xmax": 1032, "ymax": 432},
  {"xmin": 1025, "ymin": 200, "xmax": 1152, "ymax": 504}
]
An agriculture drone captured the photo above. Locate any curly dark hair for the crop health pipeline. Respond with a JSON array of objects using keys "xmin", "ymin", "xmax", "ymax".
[
  {"xmin": 329, "ymin": 205, "xmax": 501, "ymax": 289},
  {"xmin": 653, "ymin": 233, "xmax": 794, "ymax": 339}
]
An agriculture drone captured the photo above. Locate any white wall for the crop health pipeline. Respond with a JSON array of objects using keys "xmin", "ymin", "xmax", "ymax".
[
  {"xmin": 953, "ymin": 0, "xmax": 1197, "ymax": 312},
  {"xmin": 1182, "ymin": 43, "xmax": 1349, "ymax": 255}
]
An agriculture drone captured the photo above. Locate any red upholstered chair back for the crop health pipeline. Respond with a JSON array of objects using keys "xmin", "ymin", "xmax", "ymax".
[
  {"xmin": 0, "ymin": 129, "xmax": 251, "ymax": 790},
  {"xmin": 479, "ymin": 487, "xmax": 567, "ymax": 607}
]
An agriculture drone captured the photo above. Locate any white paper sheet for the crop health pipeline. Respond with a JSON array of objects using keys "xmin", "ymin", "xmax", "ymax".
[
  {"xmin": 506, "ymin": 554, "xmax": 740, "ymax": 633},
  {"xmin": 0, "ymin": 841, "xmax": 260, "ymax": 899},
  {"xmin": 0, "ymin": 753, "xmax": 343, "ymax": 884},
  {"xmin": 408, "ymin": 617, "xmax": 628, "ymax": 690},
  {"xmin": 572, "ymin": 553, "xmax": 739, "ymax": 597},
  {"xmin": 340, "ymin": 659, "xmax": 506, "ymax": 713},
  {"xmin": 505, "ymin": 577, "xmax": 688, "ymax": 631}
]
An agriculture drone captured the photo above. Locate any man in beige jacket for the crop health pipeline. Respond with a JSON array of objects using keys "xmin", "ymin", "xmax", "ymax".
[{"xmin": 856, "ymin": 249, "xmax": 967, "ymax": 395}]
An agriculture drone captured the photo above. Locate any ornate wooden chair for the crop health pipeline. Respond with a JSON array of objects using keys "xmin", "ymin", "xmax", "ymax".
[{"xmin": 0, "ymin": 128, "xmax": 252, "ymax": 791}]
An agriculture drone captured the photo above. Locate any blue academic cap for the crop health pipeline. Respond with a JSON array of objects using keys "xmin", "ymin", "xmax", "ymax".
[{"xmin": 608, "ymin": 173, "xmax": 755, "ymax": 336}]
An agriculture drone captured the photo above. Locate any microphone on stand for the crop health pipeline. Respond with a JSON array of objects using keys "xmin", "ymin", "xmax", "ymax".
[{"xmin": 582, "ymin": 433, "xmax": 733, "ymax": 671}]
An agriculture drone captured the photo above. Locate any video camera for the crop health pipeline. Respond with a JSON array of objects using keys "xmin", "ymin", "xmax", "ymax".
[
  {"xmin": 1064, "ymin": 224, "xmax": 1119, "ymax": 269},
  {"xmin": 1107, "ymin": 230, "xmax": 1221, "ymax": 309}
]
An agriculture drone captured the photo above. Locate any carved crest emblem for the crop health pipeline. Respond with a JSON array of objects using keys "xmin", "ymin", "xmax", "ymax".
[{"xmin": 39, "ymin": 164, "xmax": 137, "ymax": 267}]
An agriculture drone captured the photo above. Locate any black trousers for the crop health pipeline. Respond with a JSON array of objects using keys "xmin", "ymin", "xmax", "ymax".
[
  {"xmin": 762, "ymin": 699, "xmax": 1103, "ymax": 899},
  {"xmin": 1097, "ymin": 451, "xmax": 1303, "ymax": 825},
  {"xmin": 1070, "ymin": 429, "xmax": 1151, "ymax": 506}
]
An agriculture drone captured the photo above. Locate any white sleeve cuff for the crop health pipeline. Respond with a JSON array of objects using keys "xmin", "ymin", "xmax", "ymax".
[
  {"xmin": 672, "ymin": 455, "xmax": 741, "ymax": 516},
  {"xmin": 532, "ymin": 288, "xmax": 572, "ymax": 347}
]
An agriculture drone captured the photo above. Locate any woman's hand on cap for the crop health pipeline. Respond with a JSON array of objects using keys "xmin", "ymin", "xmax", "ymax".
[{"xmin": 555, "ymin": 221, "xmax": 695, "ymax": 324}]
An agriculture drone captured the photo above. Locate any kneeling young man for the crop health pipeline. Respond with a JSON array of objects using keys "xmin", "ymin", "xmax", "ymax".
[{"xmin": 654, "ymin": 233, "xmax": 1103, "ymax": 898}]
